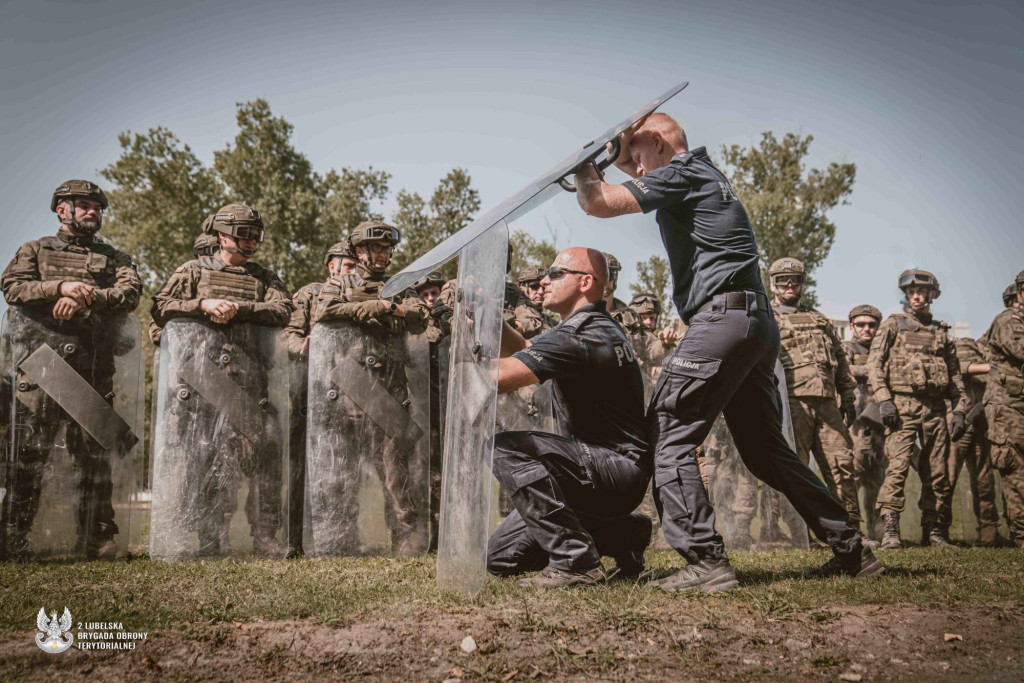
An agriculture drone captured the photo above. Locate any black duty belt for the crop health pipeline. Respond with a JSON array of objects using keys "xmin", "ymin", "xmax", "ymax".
[{"xmin": 687, "ymin": 290, "xmax": 769, "ymax": 325}]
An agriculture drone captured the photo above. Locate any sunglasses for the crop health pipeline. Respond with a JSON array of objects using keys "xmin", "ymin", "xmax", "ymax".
[
  {"xmin": 525, "ymin": 282, "xmax": 543, "ymax": 291},
  {"xmin": 546, "ymin": 266, "xmax": 590, "ymax": 280},
  {"xmin": 851, "ymin": 321, "xmax": 878, "ymax": 329}
]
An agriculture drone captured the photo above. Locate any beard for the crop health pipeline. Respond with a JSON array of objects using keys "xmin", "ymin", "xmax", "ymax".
[{"xmin": 76, "ymin": 216, "xmax": 102, "ymax": 234}]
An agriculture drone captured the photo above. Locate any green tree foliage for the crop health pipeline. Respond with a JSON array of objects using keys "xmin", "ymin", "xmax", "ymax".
[
  {"xmin": 390, "ymin": 168, "xmax": 480, "ymax": 281},
  {"xmin": 719, "ymin": 132, "xmax": 855, "ymax": 307},
  {"xmin": 509, "ymin": 229, "xmax": 558, "ymax": 278},
  {"xmin": 629, "ymin": 254, "xmax": 674, "ymax": 320}
]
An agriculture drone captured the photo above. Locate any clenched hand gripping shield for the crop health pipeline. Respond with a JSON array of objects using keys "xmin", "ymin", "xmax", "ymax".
[
  {"xmin": 0, "ymin": 307, "xmax": 143, "ymax": 560},
  {"xmin": 304, "ymin": 319, "xmax": 430, "ymax": 556},
  {"xmin": 149, "ymin": 320, "xmax": 289, "ymax": 560},
  {"xmin": 383, "ymin": 82, "xmax": 690, "ymax": 595}
]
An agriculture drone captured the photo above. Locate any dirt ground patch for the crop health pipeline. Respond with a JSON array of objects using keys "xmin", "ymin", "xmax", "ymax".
[{"xmin": 2, "ymin": 601, "xmax": 1021, "ymax": 681}]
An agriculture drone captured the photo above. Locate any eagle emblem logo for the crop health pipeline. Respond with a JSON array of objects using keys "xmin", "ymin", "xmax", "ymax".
[{"xmin": 35, "ymin": 607, "xmax": 74, "ymax": 654}]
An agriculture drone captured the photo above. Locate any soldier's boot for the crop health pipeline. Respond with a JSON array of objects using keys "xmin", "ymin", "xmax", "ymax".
[
  {"xmin": 804, "ymin": 545, "xmax": 886, "ymax": 579},
  {"xmin": 977, "ymin": 526, "xmax": 1009, "ymax": 547},
  {"xmin": 922, "ymin": 521, "xmax": 953, "ymax": 548},
  {"xmin": 880, "ymin": 512, "xmax": 901, "ymax": 549},
  {"xmin": 86, "ymin": 523, "xmax": 118, "ymax": 561},
  {"xmin": 252, "ymin": 528, "xmax": 288, "ymax": 558},
  {"xmin": 516, "ymin": 564, "xmax": 610, "ymax": 588},
  {"xmin": 650, "ymin": 557, "xmax": 739, "ymax": 593},
  {"xmin": 731, "ymin": 516, "xmax": 754, "ymax": 550}
]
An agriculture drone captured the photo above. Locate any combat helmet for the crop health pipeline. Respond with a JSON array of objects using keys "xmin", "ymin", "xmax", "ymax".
[
  {"xmin": 630, "ymin": 292, "xmax": 662, "ymax": 316},
  {"xmin": 193, "ymin": 233, "xmax": 220, "ymax": 257},
  {"xmin": 51, "ymin": 179, "xmax": 108, "ymax": 212},
  {"xmin": 416, "ymin": 271, "xmax": 446, "ymax": 290},
  {"xmin": 768, "ymin": 257, "xmax": 805, "ymax": 286},
  {"xmin": 349, "ymin": 220, "xmax": 400, "ymax": 248},
  {"xmin": 848, "ymin": 304, "xmax": 882, "ymax": 322},
  {"xmin": 1016, "ymin": 269, "xmax": 1024, "ymax": 289},
  {"xmin": 1002, "ymin": 284, "xmax": 1016, "ymax": 308},
  {"xmin": 203, "ymin": 204, "xmax": 265, "ymax": 257},
  {"xmin": 603, "ymin": 253, "xmax": 621, "ymax": 282},
  {"xmin": 517, "ymin": 265, "xmax": 547, "ymax": 285},
  {"xmin": 322, "ymin": 241, "xmax": 356, "ymax": 268},
  {"xmin": 897, "ymin": 268, "xmax": 940, "ymax": 299},
  {"xmin": 51, "ymin": 179, "xmax": 108, "ymax": 235}
]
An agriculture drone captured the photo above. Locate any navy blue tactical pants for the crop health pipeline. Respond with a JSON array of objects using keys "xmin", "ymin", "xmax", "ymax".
[
  {"xmin": 650, "ymin": 294, "xmax": 862, "ymax": 563},
  {"xmin": 488, "ymin": 431, "xmax": 651, "ymax": 574}
]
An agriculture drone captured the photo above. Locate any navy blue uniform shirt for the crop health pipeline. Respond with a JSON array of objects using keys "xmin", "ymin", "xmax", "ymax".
[
  {"xmin": 622, "ymin": 147, "xmax": 764, "ymax": 321},
  {"xmin": 512, "ymin": 300, "xmax": 649, "ymax": 458}
]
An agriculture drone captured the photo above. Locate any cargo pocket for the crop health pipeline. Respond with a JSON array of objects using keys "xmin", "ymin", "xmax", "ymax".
[
  {"xmin": 655, "ymin": 466, "xmax": 690, "ymax": 520},
  {"xmin": 658, "ymin": 353, "xmax": 721, "ymax": 420},
  {"xmin": 510, "ymin": 466, "xmax": 564, "ymax": 520}
]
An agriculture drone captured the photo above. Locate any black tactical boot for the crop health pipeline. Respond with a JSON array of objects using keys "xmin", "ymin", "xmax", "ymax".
[
  {"xmin": 804, "ymin": 545, "xmax": 887, "ymax": 579},
  {"xmin": 922, "ymin": 522, "xmax": 953, "ymax": 548},
  {"xmin": 880, "ymin": 511, "xmax": 901, "ymax": 549}
]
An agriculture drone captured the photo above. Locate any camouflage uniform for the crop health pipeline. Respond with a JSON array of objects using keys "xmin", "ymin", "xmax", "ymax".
[
  {"xmin": 302, "ymin": 246, "xmax": 432, "ymax": 553},
  {"xmin": 982, "ymin": 276, "xmax": 1024, "ymax": 547},
  {"xmin": 867, "ymin": 300, "xmax": 966, "ymax": 543},
  {"xmin": 149, "ymin": 233, "xmax": 221, "ymax": 347},
  {"xmin": 772, "ymin": 303, "xmax": 862, "ymax": 527},
  {"xmin": 1, "ymin": 182, "xmax": 142, "ymax": 559},
  {"xmin": 943, "ymin": 337, "xmax": 1002, "ymax": 543},
  {"xmin": 151, "ymin": 209, "xmax": 293, "ymax": 555},
  {"xmin": 844, "ymin": 332, "xmax": 887, "ymax": 540}
]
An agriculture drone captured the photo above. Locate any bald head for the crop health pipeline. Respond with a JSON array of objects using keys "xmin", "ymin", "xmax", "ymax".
[
  {"xmin": 542, "ymin": 247, "xmax": 609, "ymax": 315},
  {"xmin": 554, "ymin": 247, "xmax": 608, "ymax": 295},
  {"xmin": 637, "ymin": 113, "xmax": 688, "ymax": 151}
]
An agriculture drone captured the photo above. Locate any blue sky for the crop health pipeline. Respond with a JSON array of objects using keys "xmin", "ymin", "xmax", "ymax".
[{"xmin": 2, "ymin": 0, "xmax": 1021, "ymax": 335}]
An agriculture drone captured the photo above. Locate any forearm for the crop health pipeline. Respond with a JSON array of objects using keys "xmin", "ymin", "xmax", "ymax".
[
  {"xmin": 500, "ymin": 321, "xmax": 529, "ymax": 358},
  {"xmin": 576, "ymin": 179, "xmax": 641, "ymax": 219}
]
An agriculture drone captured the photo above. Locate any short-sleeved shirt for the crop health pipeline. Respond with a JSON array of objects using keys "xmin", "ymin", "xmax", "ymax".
[
  {"xmin": 622, "ymin": 147, "xmax": 764, "ymax": 321},
  {"xmin": 513, "ymin": 300, "xmax": 649, "ymax": 458}
]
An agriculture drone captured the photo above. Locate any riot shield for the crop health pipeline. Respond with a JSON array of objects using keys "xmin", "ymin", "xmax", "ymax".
[
  {"xmin": 437, "ymin": 221, "xmax": 508, "ymax": 595},
  {"xmin": 149, "ymin": 320, "xmax": 289, "ymax": 560},
  {"xmin": 492, "ymin": 382, "xmax": 556, "ymax": 519},
  {"xmin": 1, "ymin": 306, "xmax": 143, "ymax": 560},
  {"xmin": 304, "ymin": 319, "xmax": 430, "ymax": 557},
  {"xmin": 702, "ymin": 361, "xmax": 808, "ymax": 550}
]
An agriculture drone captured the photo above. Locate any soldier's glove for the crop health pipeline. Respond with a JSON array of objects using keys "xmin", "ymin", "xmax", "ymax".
[
  {"xmin": 432, "ymin": 300, "xmax": 453, "ymax": 325},
  {"xmin": 840, "ymin": 402, "xmax": 857, "ymax": 428},
  {"xmin": 879, "ymin": 400, "xmax": 901, "ymax": 431},
  {"xmin": 352, "ymin": 299, "xmax": 392, "ymax": 323},
  {"xmin": 949, "ymin": 411, "xmax": 966, "ymax": 442}
]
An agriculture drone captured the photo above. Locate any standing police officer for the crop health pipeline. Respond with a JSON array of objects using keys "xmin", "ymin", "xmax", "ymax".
[
  {"xmin": 488, "ymin": 248, "xmax": 652, "ymax": 587},
  {"xmin": 768, "ymin": 257, "xmax": 864, "ymax": 533},
  {"xmin": 982, "ymin": 270, "xmax": 1024, "ymax": 548},
  {"xmin": 866, "ymin": 269, "xmax": 966, "ymax": 548},
  {"xmin": 1, "ymin": 180, "xmax": 142, "ymax": 560},
  {"xmin": 844, "ymin": 304, "xmax": 887, "ymax": 542},
  {"xmin": 573, "ymin": 113, "xmax": 878, "ymax": 590}
]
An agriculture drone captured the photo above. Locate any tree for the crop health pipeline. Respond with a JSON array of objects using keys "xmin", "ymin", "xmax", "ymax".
[
  {"xmin": 629, "ymin": 255, "xmax": 675, "ymax": 321},
  {"xmin": 719, "ymin": 132, "xmax": 856, "ymax": 307},
  {"xmin": 509, "ymin": 229, "xmax": 558, "ymax": 278}
]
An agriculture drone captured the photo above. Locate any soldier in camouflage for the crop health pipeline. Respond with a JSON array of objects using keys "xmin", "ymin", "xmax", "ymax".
[
  {"xmin": 867, "ymin": 269, "xmax": 967, "ymax": 548},
  {"xmin": 151, "ymin": 203, "xmax": 293, "ymax": 556},
  {"xmin": 149, "ymin": 232, "xmax": 223, "ymax": 346},
  {"xmin": 844, "ymin": 304, "xmax": 887, "ymax": 541},
  {"xmin": 982, "ymin": 270, "xmax": 1024, "ymax": 547},
  {"xmin": 944, "ymin": 336, "xmax": 1005, "ymax": 545},
  {"xmin": 414, "ymin": 271, "xmax": 447, "ymax": 550},
  {"xmin": 280, "ymin": 240, "xmax": 358, "ymax": 555},
  {"xmin": 1004, "ymin": 284, "xmax": 1019, "ymax": 310},
  {"xmin": 602, "ymin": 253, "xmax": 677, "ymax": 367},
  {"xmin": 1, "ymin": 180, "xmax": 142, "ymax": 560},
  {"xmin": 768, "ymin": 258, "xmax": 864, "ymax": 533},
  {"xmin": 517, "ymin": 265, "xmax": 559, "ymax": 331},
  {"xmin": 305, "ymin": 220, "xmax": 432, "ymax": 553}
]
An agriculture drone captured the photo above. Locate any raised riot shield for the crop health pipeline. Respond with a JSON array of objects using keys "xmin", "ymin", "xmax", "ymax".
[
  {"xmin": 304, "ymin": 319, "xmax": 430, "ymax": 556},
  {"xmin": 149, "ymin": 320, "xmax": 289, "ymax": 560},
  {"xmin": 438, "ymin": 222, "xmax": 507, "ymax": 595},
  {"xmin": 701, "ymin": 361, "xmax": 808, "ymax": 550},
  {"xmin": 0, "ymin": 306, "xmax": 143, "ymax": 560}
]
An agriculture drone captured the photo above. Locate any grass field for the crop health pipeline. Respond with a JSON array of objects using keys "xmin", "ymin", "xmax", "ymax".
[{"xmin": 1, "ymin": 548, "xmax": 1021, "ymax": 681}]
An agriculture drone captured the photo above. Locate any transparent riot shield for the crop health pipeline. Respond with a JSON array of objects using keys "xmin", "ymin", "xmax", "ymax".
[
  {"xmin": 304, "ymin": 320, "xmax": 430, "ymax": 557},
  {"xmin": 438, "ymin": 222, "xmax": 508, "ymax": 595},
  {"xmin": 702, "ymin": 361, "xmax": 809, "ymax": 550},
  {"xmin": 492, "ymin": 382, "xmax": 556, "ymax": 520},
  {"xmin": 0, "ymin": 306, "xmax": 143, "ymax": 560},
  {"xmin": 149, "ymin": 320, "xmax": 289, "ymax": 560}
]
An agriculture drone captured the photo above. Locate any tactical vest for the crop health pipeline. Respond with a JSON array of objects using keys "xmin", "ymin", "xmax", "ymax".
[
  {"xmin": 775, "ymin": 309, "xmax": 838, "ymax": 398},
  {"xmin": 844, "ymin": 340, "xmax": 871, "ymax": 371},
  {"xmin": 197, "ymin": 265, "xmax": 263, "ymax": 302},
  {"xmin": 316, "ymin": 273, "xmax": 407, "ymax": 377},
  {"xmin": 886, "ymin": 314, "xmax": 951, "ymax": 396},
  {"xmin": 36, "ymin": 237, "xmax": 116, "ymax": 287},
  {"xmin": 985, "ymin": 311, "xmax": 1024, "ymax": 405}
]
